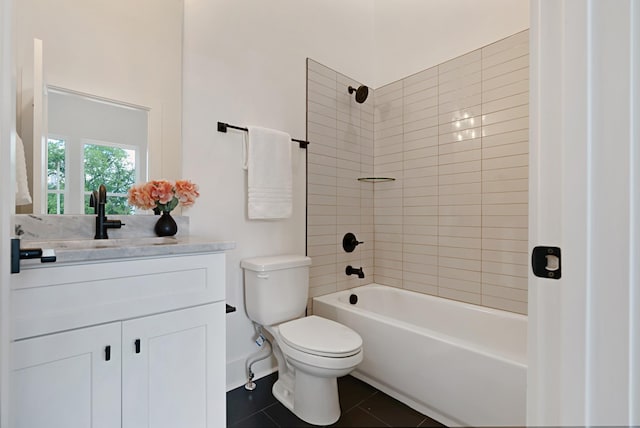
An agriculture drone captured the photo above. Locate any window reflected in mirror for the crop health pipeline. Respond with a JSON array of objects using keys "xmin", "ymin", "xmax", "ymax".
[{"xmin": 46, "ymin": 88, "xmax": 148, "ymax": 215}]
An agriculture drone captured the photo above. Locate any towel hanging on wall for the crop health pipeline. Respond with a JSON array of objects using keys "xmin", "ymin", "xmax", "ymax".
[
  {"xmin": 15, "ymin": 134, "xmax": 32, "ymax": 206},
  {"xmin": 246, "ymin": 126, "xmax": 293, "ymax": 219}
]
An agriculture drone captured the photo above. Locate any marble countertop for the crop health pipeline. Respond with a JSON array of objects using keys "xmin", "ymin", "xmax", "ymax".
[{"xmin": 19, "ymin": 236, "xmax": 236, "ymax": 267}]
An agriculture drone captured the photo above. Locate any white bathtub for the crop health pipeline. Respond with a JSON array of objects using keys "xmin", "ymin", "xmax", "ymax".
[{"xmin": 313, "ymin": 284, "xmax": 527, "ymax": 427}]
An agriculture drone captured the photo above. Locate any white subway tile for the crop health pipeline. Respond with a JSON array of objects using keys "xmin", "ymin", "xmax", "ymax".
[
  {"xmin": 403, "ymin": 233, "xmax": 438, "ymax": 246},
  {"xmin": 483, "ymin": 191, "xmax": 528, "ymax": 205},
  {"xmin": 438, "ymin": 204, "xmax": 481, "ymax": 216},
  {"xmin": 482, "ymin": 67, "xmax": 529, "ymax": 92},
  {"xmin": 482, "ymin": 105, "xmax": 529, "ymax": 126},
  {"xmin": 307, "ymin": 215, "xmax": 337, "ymax": 226},
  {"xmin": 482, "ymin": 54, "xmax": 529, "ymax": 81},
  {"xmin": 439, "ymin": 193, "xmax": 482, "ymax": 206},
  {"xmin": 483, "ymin": 153, "xmax": 528, "ymax": 170},
  {"xmin": 404, "ymin": 106, "xmax": 439, "ymax": 125},
  {"xmin": 403, "ymin": 243, "xmax": 438, "ymax": 256},
  {"xmin": 404, "ymin": 261, "xmax": 439, "ymax": 275},
  {"xmin": 404, "ymin": 205, "xmax": 439, "ymax": 216},
  {"xmin": 438, "ymin": 215, "xmax": 482, "ymax": 227},
  {"xmin": 308, "ymin": 59, "xmax": 336, "ymax": 78},
  {"xmin": 438, "ymin": 246, "xmax": 481, "ymax": 261},
  {"xmin": 482, "ymin": 92, "xmax": 529, "ymax": 115},
  {"xmin": 438, "ymin": 149, "xmax": 482, "ymax": 166},
  {"xmin": 482, "ymin": 250, "xmax": 528, "ymax": 266},
  {"xmin": 483, "ymin": 142, "xmax": 529, "ymax": 160},
  {"xmin": 404, "ymin": 75, "xmax": 438, "ymax": 96},
  {"xmin": 438, "ymin": 256, "xmax": 482, "ymax": 271},
  {"xmin": 482, "ymin": 166, "xmax": 528, "ymax": 182},
  {"xmin": 438, "ymin": 287, "xmax": 481, "ymax": 305},
  {"xmin": 481, "ymin": 295, "xmax": 527, "ymax": 315},
  {"xmin": 403, "ymin": 215, "xmax": 438, "ymax": 226},
  {"xmin": 404, "ymin": 252, "xmax": 438, "ymax": 265},
  {"xmin": 482, "ymin": 272, "xmax": 528, "ymax": 290},
  {"xmin": 482, "ymin": 226, "xmax": 528, "ymax": 240},
  {"xmin": 405, "ymin": 281, "xmax": 438, "ymax": 296},
  {"xmin": 438, "ymin": 160, "xmax": 481, "ymax": 175},
  {"xmin": 482, "ymin": 80, "xmax": 529, "ymax": 103},
  {"xmin": 374, "ymin": 275, "xmax": 403, "ymax": 288},
  {"xmin": 404, "ymin": 117, "xmax": 439, "ymax": 134},
  {"xmin": 438, "ymin": 171, "xmax": 481, "ymax": 185},
  {"xmin": 439, "ymin": 235, "xmax": 482, "ymax": 249},
  {"xmin": 482, "ymin": 260, "xmax": 528, "ymax": 277},
  {"xmin": 307, "ymin": 205, "xmax": 337, "ymax": 216},
  {"xmin": 404, "ymin": 86, "xmax": 438, "ymax": 105},
  {"xmin": 439, "ymin": 182, "xmax": 481, "ymax": 195},
  {"xmin": 308, "ymin": 100, "xmax": 337, "ymax": 119},
  {"xmin": 404, "ymin": 156, "xmax": 439, "ymax": 170},
  {"xmin": 482, "ymin": 238, "xmax": 528, "ymax": 253},
  {"xmin": 482, "ymin": 203, "xmax": 528, "ymax": 216},
  {"xmin": 482, "ymin": 215, "xmax": 528, "ymax": 228},
  {"xmin": 438, "ymin": 225, "xmax": 482, "ymax": 238},
  {"xmin": 403, "ymin": 224, "xmax": 438, "ymax": 236},
  {"xmin": 405, "ymin": 97, "xmax": 439, "ymax": 117},
  {"xmin": 404, "ymin": 136, "xmax": 439, "ymax": 152}
]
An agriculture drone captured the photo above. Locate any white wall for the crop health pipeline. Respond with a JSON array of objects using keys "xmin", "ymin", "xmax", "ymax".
[
  {"xmin": 372, "ymin": 0, "xmax": 529, "ymax": 88},
  {"xmin": 182, "ymin": 0, "xmax": 375, "ymax": 390},
  {"xmin": 183, "ymin": 0, "xmax": 530, "ymax": 390}
]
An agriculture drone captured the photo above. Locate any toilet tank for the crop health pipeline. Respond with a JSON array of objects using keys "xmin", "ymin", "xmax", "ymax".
[{"xmin": 241, "ymin": 255, "xmax": 312, "ymax": 326}]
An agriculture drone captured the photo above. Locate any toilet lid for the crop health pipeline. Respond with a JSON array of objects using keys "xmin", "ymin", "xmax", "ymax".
[{"xmin": 278, "ymin": 316, "xmax": 362, "ymax": 357}]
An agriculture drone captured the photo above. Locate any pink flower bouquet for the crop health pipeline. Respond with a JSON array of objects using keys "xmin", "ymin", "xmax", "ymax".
[{"xmin": 128, "ymin": 179, "xmax": 199, "ymax": 213}]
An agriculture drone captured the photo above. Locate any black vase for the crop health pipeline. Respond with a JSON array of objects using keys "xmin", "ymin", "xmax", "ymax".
[{"xmin": 154, "ymin": 211, "xmax": 177, "ymax": 237}]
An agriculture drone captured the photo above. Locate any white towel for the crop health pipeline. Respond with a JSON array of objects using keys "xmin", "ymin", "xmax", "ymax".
[
  {"xmin": 246, "ymin": 126, "xmax": 292, "ymax": 219},
  {"xmin": 15, "ymin": 134, "xmax": 32, "ymax": 206}
]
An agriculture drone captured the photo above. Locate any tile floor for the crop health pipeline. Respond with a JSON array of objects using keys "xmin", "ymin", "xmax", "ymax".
[{"xmin": 227, "ymin": 372, "xmax": 447, "ymax": 427}]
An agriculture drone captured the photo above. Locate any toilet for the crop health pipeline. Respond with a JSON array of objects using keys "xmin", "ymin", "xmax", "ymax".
[{"xmin": 241, "ymin": 255, "xmax": 363, "ymax": 426}]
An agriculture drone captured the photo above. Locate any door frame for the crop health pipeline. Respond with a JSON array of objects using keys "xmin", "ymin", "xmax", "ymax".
[
  {"xmin": 0, "ymin": 0, "xmax": 15, "ymax": 426},
  {"xmin": 528, "ymin": 0, "xmax": 639, "ymax": 425}
]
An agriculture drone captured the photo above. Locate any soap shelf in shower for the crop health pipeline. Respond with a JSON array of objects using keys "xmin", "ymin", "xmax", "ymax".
[{"xmin": 357, "ymin": 177, "xmax": 396, "ymax": 183}]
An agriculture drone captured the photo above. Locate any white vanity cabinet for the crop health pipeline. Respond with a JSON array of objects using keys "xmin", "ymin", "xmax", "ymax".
[{"xmin": 10, "ymin": 251, "xmax": 227, "ymax": 428}]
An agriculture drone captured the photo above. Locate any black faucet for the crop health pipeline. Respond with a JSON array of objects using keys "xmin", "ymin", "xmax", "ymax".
[
  {"xmin": 346, "ymin": 265, "xmax": 365, "ymax": 279},
  {"xmin": 89, "ymin": 184, "xmax": 124, "ymax": 239}
]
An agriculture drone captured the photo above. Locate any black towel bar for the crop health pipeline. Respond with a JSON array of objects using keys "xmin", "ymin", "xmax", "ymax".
[{"xmin": 217, "ymin": 121, "xmax": 308, "ymax": 149}]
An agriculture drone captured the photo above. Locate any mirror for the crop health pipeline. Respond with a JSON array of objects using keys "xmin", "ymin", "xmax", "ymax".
[{"xmin": 15, "ymin": 0, "xmax": 183, "ymax": 214}]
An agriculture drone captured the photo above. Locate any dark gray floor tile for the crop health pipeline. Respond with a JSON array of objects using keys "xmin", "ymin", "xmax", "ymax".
[
  {"xmin": 337, "ymin": 376, "xmax": 378, "ymax": 411},
  {"xmin": 359, "ymin": 391, "xmax": 428, "ymax": 427},
  {"xmin": 331, "ymin": 406, "xmax": 389, "ymax": 427},
  {"xmin": 417, "ymin": 416, "xmax": 447, "ymax": 428},
  {"xmin": 227, "ymin": 373, "xmax": 279, "ymax": 426},
  {"xmin": 263, "ymin": 401, "xmax": 316, "ymax": 428},
  {"xmin": 229, "ymin": 411, "xmax": 279, "ymax": 428}
]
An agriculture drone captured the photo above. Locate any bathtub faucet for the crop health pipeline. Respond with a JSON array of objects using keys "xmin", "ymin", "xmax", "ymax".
[{"xmin": 346, "ymin": 265, "xmax": 365, "ymax": 279}]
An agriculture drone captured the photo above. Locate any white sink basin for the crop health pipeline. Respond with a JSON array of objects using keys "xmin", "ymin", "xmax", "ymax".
[{"xmin": 21, "ymin": 237, "xmax": 178, "ymax": 251}]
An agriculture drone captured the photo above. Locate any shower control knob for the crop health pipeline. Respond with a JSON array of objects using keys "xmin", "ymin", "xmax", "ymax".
[{"xmin": 342, "ymin": 233, "xmax": 363, "ymax": 253}]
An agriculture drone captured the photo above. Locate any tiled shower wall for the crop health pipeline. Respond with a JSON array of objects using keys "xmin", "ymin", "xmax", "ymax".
[
  {"xmin": 373, "ymin": 30, "xmax": 529, "ymax": 314},
  {"xmin": 306, "ymin": 30, "xmax": 529, "ymax": 315},
  {"xmin": 306, "ymin": 59, "xmax": 375, "ymax": 303}
]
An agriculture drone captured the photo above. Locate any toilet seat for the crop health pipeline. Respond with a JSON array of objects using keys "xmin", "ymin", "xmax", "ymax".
[{"xmin": 278, "ymin": 315, "xmax": 362, "ymax": 358}]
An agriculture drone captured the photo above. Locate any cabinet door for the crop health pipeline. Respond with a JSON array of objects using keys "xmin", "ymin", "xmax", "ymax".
[
  {"xmin": 10, "ymin": 323, "xmax": 121, "ymax": 428},
  {"xmin": 122, "ymin": 303, "xmax": 225, "ymax": 428}
]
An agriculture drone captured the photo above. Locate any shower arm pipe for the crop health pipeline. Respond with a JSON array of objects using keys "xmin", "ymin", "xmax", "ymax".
[{"xmin": 217, "ymin": 121, "xmax": 309, "ymax": 149}]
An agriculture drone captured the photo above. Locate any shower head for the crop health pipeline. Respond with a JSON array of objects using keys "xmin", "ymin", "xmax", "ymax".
[{"xmin": 348, "ymin": 85, "xmax": 369, "ymax": 104}]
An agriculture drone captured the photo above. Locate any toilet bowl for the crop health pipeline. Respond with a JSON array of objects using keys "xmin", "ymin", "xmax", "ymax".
[
  {"xmin": 266, "ymin": 316, "xmax": 363, "ymax": 425},
  {"xmin": 241, "ymin": 255, "xmax": 363, "ymax": 425}
]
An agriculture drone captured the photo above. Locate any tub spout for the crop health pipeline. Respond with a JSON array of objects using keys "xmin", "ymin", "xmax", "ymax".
[{"xmin": 346, "ymin": 265, "xmax": 365, "ymax": 279}]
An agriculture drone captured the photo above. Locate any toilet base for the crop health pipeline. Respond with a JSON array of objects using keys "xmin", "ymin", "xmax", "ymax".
[{"xmin": 272, "ymin": 371, "xmax": 340, "ymax": 426}]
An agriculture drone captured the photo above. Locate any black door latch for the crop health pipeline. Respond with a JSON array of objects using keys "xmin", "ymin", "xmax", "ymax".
[{"xmin": 531, "ymin": 246, "xmax": 561, "ymax": 279}]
